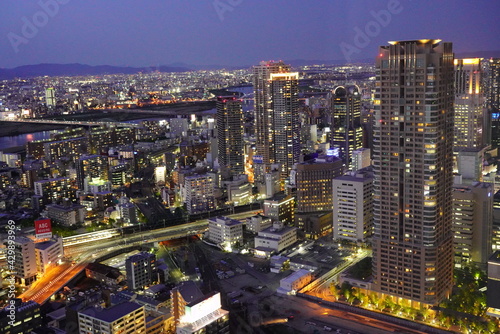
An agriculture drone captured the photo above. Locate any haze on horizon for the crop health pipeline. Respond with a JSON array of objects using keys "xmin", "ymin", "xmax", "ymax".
[{"xmin": 0, "ymin": 0, "xmax": 499, "ymax": 69}]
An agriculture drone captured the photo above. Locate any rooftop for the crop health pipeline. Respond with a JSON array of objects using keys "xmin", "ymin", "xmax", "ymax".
[
  {"xmin": 34, "ymin": 238, "xmax": 61, "ymax": 251},
  {"xmin": 280, "ymin": 269, "xmax": 311, "ymax": 285},
  {"xmin": 174, "ymin": 280, "xmax": 203, "ymax": 304},
  {"xmin": 80, "ymin": 301, "xmax": 143, "ymax": 323}
]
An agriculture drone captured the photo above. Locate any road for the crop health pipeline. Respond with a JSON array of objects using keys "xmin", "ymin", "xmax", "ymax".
[
  {"xmin": 17, "ymin": 210, "xmax": 257, "ymax": 304},
  {"xmin": 302, "ymin": 249, "xmax": 371, "ymax": 300},
  {"xmin": 266, "ymin": 294, "xmax": 429, "ymax": 334}
]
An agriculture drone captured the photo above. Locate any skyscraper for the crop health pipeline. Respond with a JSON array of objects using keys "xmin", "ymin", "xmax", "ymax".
[
  {"xmin": 216, "ymin": 96, "xmax": 245, "ymax": 175},
  {"xmin": 253, "ymin": 61, "xmax": 299, "ymax": 183},
  {"xmin": 372, "ymin": 40, "xmax": 454, "ymax": 305},
  {"xmin": 454, "ymin": 58, "xmax": 485, "ymax": 149},
  {"xmin": 270, "ymin": 72, "xmax": 300, "ymax": 179},
  {"xmin": 253, "ymin": 61, "xmax": 290, "ymax": 167},
  {"xmin": 330, "ymin": 85, "xmax": 364, "ymax": 169},
  {"xmin": 486, "ymin": 58, "xmax": 500, "ymax": 148}
]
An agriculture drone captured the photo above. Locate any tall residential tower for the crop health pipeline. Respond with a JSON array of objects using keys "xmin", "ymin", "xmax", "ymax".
[
  {"xmin": 372, "ymin": 40, "xmax": 455, "ymax": 305},
  {"xmin": 252, "ymin": 61, "xmax": 299, "ymax": 185},
  {"xmin": 216, "ymin": 96, "xmax": 245, "ymax": 175}
]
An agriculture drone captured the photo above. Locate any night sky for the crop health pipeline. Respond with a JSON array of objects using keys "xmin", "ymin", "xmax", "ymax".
[{"xmin": 0, "ymin": 0, "xmax": 498, "ymax": 68}]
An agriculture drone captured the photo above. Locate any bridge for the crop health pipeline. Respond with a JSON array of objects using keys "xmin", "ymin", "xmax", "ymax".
[{"xmin": 0, "ymin": 118, "xmax": 140, "ymax": 128}]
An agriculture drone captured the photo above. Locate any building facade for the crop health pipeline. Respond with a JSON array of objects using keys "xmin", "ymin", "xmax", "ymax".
[
  {"xmin": 454, "ymin": 58, "xmax": 485, "ymax": 150},
  {"xmin": 372, "ymin": 40, "xmax": 455, "ymax": 305},
  {"xmin": 330, "ymin": 85, "xmax": 364, "ymax": 169},
  {"xmin": 452, "ymin": 182, "xmax": 493, "ymax": 267},
  {"xmin": 333, "ymin": 169, "xmax": 374, "ymax": 244},
  {"xmin": 217, "ymin": 96, "xmax": 245, "ymax": 175},
  {"xmin": 78, "ymin": 302, "xmax": 146, "ymax": 334},
  {"xmin": 125, "ymin": 252, "xmax": 157, "ymax": 290}
]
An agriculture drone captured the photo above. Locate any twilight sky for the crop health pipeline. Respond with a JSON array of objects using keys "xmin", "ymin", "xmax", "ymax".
[{"xmin": 0, "ymin": 0, "xmax": 498, "ymax": 69}]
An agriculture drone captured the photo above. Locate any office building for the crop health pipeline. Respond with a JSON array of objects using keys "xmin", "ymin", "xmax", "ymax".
[
  {"xmin": 246, "ymin": 215, "xmax": 272, "ymax": 233},
  {"xmin": 372, "ymin": 40, "xmax": 454, "ymax": 305},
  {"xmin": 262, "ymin": 192, "xmax": 295, "ymax": 225},
  {"xmin": 454, "ymin": 58, "xmax": 485, "ymax": 149},
  {"xmin": 487, "ymin": 251, "xmax": 500, "ymax": 318},
  {"xmin": 126, "ymin": 252, "xmax": 157, "ymax": 290},
  {"xmin": 35, "ymin": 236, "xmax": 64, "ymax": 275},
  {"xmin": 333, "ymin": 168, "xmax": 374, "ymax": 244},
  {"xmin": 10, "ymin": 236, "xmax": 38, "ymax": 285},
  {"xmin": 330, "ymin": 85, "xmax": 364, "ymax": 168},
  {"xmin": 207, "ymin": 216, "xmax": 244, "ymax": 249},
  {"xmin": 294, "ymin": 156, "xmax": 344, "ymax": 212},
  {"xmin": 217, "ymin": 96, "xmax": 244, "ymax": 175},
  {"xmin": 452, "ymin": 182, "xmax": 493, "ymax": 267},
  {"xmin": 0, "ymin": 299, "xmax": 41, "ymax": 334},
  {"xmin": 352, "ymin": 148, "xmax": 371, "ymax": 171},
  {"xmin": 295, "ymin": 211, "xmax": 333, "ymax": 240},
  {"xmin": 455, "ymin": 147, "xmax": 487, "ymax": 183},
  {"xmin": 78, "ymin": 302, "xmax": 146, "ymax": 334},
  {"xmin": 486, "ymin": 58, "xmax": 500, "ymax": 148},
  {"xmin": 254, "ymin": 221, "xmax": 298, "ymax": 258}
]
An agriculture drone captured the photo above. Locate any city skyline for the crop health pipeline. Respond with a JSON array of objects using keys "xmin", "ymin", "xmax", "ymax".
[{"xmin": 0, "ymin": 0, "xmax": 499, "ymax": 69}]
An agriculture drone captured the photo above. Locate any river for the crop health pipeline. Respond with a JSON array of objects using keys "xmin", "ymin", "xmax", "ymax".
[{"xmin": 0, "ymin": 131, "xmax": 58, "ymax": 151}]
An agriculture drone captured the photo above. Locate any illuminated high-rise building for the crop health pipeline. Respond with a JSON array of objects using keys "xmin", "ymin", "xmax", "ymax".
[
  {"xmin": 45, "ymin": 87, "xmax": 56, "ymax": 108},
  {"xmin": 486, "ymin": 58, "xmax": 500, "ymax": 148},
  {"xmin": 216, "ymin": 96, "xmax": 244, "ymax": 175},
  {"xmin": 454, "ymin": 58, "xmax": 485, "ymax": 149},
  {"xmin": 253, "ymin": 61, "xmax": 290, "ymax": 167},
  {"xmin": 330, "ymin": 85, "xmax": 364, "ymax": 169},
  {"xmin": 253, "ymin": 61, "xmax": 299, "ymax": 183},
  {"xmin": 372, "ymin": 40, "xmax": 454, "ymax": 305},
  {"xmin": 271, "ymin": 72, "xmax": 300, "ymax": 179},
  {"xmin": 76, "ymin": 154, "xmax": 109, "ymax": 190}
]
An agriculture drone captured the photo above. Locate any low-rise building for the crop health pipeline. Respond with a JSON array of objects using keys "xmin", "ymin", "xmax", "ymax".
[
  {"xmin": 246, "ymin": 215, "xmax": 272, "ymax": 233},
  {"xmin": 208, "ymin": 216, "xmax": 244, "ymax": 249},
  {"xmin": 278, "ymin": 269, "xmax": 312, "ymax": 294},
  {"xmin": 263, "ymin": 192, "xmax": 295, "ymax": 225},
  {"xmin": 78, "ymin": 302, "xmax": 146, "ymax": 334},
  {"xmin": 176, "ymin": 292, "xmax": 229, "ymax": 334},
  {"xmin": 85, "ymin": 262, "xmax": 124, "ymax": 287},
  {"xmin": 254, "ymin": 221, "xmax": 298, "ymax": 258},
  {"xmin": 46, "ymin": 201, "xmax": 86, "ymax": 226}
]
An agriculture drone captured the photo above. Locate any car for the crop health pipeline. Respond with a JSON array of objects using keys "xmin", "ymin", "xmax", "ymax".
[{"xmin": 323, "ymin": 325, "xmax": 333, "ymax": 331}]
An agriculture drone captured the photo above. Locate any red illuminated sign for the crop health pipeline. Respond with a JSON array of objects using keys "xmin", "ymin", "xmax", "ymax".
[{"xmin": 35, "ymin": 219, "xmax": 52, "ymax": 238}]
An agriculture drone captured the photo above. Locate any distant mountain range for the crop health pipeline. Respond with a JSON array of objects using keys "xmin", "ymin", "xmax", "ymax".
[
  {"xmin": 0, "ymin": 63, "xmax": 191, "ymax": 80},
  {"xmin": 1, "ymin": 50, "xmax": 499, "ymax": 79}
]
